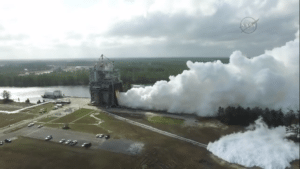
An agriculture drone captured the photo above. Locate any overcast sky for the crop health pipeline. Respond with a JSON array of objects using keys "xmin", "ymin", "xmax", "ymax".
[{"xmin": 0, "ymin": 0, "xmax": 298, "ymax": 60}]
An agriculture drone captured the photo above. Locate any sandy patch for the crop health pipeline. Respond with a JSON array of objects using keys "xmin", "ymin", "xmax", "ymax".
[{"xmin": 198, "ymin": 121, "xmax": 228, "ymax": 130}]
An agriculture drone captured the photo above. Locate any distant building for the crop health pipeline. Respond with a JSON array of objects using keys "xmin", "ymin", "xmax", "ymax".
[
  {"xmin": 89, "ymin": 54, "xmax": 123, "ymax": 106},
  {"xmin": 42, "ymin": 90, "xmax": 63, "ymax": 99}
]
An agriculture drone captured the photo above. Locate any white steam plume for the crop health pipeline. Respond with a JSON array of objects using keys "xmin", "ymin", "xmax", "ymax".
[
  {"xmin": 207, "ymin": 117, "xmax": 299, "ymax": 169},
  {"xmin": 118, "ymin": 32, "xmax": 299, "ymax": 116}
]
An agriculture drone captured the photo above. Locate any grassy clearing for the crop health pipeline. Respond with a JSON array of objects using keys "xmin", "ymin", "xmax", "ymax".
[
  {"xmin": 0, "ymin": 103, "xmax": 56, "ymax": 128},
  {"xmin": 112, "ymin": 112, "xmax": 244, "ymax": 144},
  {"xmin": 147, "ymin": 116, "xmax": 184, "ymax": 125},
  {"xmin": 73, "ymin": 114, "xmax": 98, "ymax": 124},
  {"xmin": 21, "ymin": 103, "xmax": 54, "ymax": 115},
  {"xmin": 0, "ymin": 99, "xmax": 33, "ymax": 111},
  {"xmin": 0, "ymin": 113, "xmax": 36, "ymax": 128},
  {"xmin": 52, "ymin": 108, "xmax": 93, "ymax": 123}
]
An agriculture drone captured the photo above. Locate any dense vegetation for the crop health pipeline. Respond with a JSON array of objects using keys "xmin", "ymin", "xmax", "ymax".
[
  {"xmin": 0, "ymin": 57, "xmax": 229, "ymax": 88},
  {"xmin": 0, "ymin": 62, "xmax": 51, "ymax": 74},
  {"xmin": 216, "ymin": 106, "xmax": 300, "ymax": 127},
  {"xmin": 0, "ymin": 70, "xmax": 89, "ymax": 86}
]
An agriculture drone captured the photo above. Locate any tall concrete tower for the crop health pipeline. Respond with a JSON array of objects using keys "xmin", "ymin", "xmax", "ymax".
[{"xmin": 89, "ymin": 54, "xmax": 123, "ymax": 106}]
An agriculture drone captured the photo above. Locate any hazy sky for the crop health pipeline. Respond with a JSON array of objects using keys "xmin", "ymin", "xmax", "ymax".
[{"xmin": 0, "ymin": 0, "xmax": 298, "ymax": 59}]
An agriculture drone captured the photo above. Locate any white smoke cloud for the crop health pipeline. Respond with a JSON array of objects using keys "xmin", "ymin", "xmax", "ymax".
[
  {"xmin": 207, "ymin": 117, "xmax": 299, "ymax": 169},
  {"xmin": 118, "ymin": 31, "xmax": 299, "ymax": 116}
]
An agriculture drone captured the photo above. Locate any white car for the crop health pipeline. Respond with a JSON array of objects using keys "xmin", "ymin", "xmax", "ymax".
[
  {"xmin": 28, "ymin": 123, "xmax": 34, "ymax": 127},
  {"xmin": 59, "ymin": 139, "xmax": 65, "ymax": 143},
  {"xmin": 45, "ymin": 135, "xmax": 52, "ymax": 141},
  {"xmin": 65, "ymin": 140, "xmax": 72, "ymax": 144},
  {"xmin": 38, "ymin": 125, "xmax": 43, "ymax": 128},
  {"xmin": 96, "ymin": 134, "xmax": 104, "ymax": 138}
]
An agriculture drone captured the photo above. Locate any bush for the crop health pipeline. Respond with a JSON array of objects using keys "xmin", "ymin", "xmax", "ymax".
[
  {"xmin": 25, "ymin": 98, "xmax": 30, "ymax": 103},
  {"xmin": 2, "ymin": 90, "xmax": 10, "ymax": 101}
]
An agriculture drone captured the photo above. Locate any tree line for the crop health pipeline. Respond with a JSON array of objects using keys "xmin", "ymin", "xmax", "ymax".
[
  {"xmin": 0, "ymin": 70, "xmax": 89, "ymax": 87},
  {"xmin": 216, "ymin": 106, "xmax": 299, "ymax": 128}
]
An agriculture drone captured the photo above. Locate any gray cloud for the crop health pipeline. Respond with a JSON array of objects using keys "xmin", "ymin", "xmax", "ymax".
[
  {"xmin": 0, "ymin": 0, "xmax": 298, "ymax": 59},
  {"xmin": 104, "ymin": 0, "xmax": 298, "ymax": 57}
]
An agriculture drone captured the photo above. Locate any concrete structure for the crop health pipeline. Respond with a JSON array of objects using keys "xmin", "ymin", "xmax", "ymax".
[{"xmin": 89, "ymin": 54, "xmax": 123, "ymax": 106}]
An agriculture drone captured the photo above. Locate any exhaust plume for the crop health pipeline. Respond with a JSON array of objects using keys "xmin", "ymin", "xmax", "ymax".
[
  {"xmin": 118, "ymin": 32, "xmax": 299, "ymax": 116},
  {"xmin": 207, "ymin": 117, "xmax": 300, "ymax": 169}
]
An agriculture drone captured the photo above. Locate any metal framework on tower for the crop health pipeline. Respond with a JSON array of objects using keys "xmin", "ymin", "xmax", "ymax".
[{"xmin": 89, "ymin": 54, "xmax": 123, "ymax": 106}]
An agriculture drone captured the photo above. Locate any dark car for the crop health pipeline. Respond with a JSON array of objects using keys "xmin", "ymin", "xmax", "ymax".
[
  {"xmin": 105, "ymin": 135, "xmax": 110, "ymax": 139},
  {"xmin": 82, "ymin": 142, "xmax": 92, "ymax": 148},
  {"xmin": 4, "ymin": 139, "xmax": 12, "ymax": 143},
  {"xmin": 70, "ymin": 140, "xmax": 77, "ymax": 146}
]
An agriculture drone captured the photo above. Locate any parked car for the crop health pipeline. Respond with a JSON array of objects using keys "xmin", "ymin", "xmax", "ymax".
[
  {"xmin": 0, "ymin": 141, "xmax": 3, "ymax": 145},
  {"xmin": 45, "ymin": 135, "xmax": 52, "ymax": 141},
  {"xmin": 71, "ymin": 140, "xmax": 77, "ymax": 146},
  {"xmin": 105, "ymin": 135, "xmax": 110, "ymax": 139},
  {"xmin": 28, "ymin": 123, "xmax": 34, "ymax": 127},
  {"xmin": 38, "ymin": 125, "xmax": 43, "ymax": 128},
  {"xmin": 59, "ymin": 139, "xmax": 66, "ymax": 143},
  {"xmin": 82, "ymin": 142, "xmax": 92, "ymax": 148},
  {"xmin": 65, "ymin": 140, "xmax": 72, "ymax": 145},
  {"xmin": 96, "ymin": 134, "xmax": 104, "ymax": 138},
  {"xmin": 4, "ymin": 139, "xmax": 12, "ymax": 143}
]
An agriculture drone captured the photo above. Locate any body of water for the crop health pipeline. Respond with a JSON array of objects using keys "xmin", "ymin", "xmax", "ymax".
[{"xmin": 0, "ymin": 86, "xmax": 90, "ymax": 104}]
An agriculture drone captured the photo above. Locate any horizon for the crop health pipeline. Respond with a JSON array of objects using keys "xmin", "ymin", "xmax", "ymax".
[{"xmin": 0, "ymin": 56, "xmax": 231, "ymax": 62}]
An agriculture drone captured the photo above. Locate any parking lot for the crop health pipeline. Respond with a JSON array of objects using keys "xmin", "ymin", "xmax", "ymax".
[{"xmin": 0, "ymin": 125, "xmax": 144, "ymax": 155}]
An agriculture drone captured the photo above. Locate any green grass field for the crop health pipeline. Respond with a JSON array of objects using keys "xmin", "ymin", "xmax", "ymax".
[
  {"xmin": 3, "ymin": 108, "xmax": 298, "ymax": 168},
  {"xmin": 51, "ymin": 108, "xmax": 93, "ymax": 124},
  {"xmin": 38, "ymin": 116, "xmax": 58, "ymax": 123},
  {"xmin": 72, "ymin": 114, "xmax": 98, "ymax": 124},
  {"xmin": 109, "ymin": 112, "xmax": 244, "ymax": 145},
  {"xmin": 0, "ymin": 103, "xmax": 55, "ymax": 128},
  {"xmin": 0, "ymin": 113, "xmax": 35, "ymax": 128}
]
